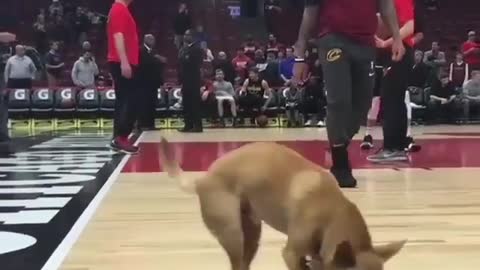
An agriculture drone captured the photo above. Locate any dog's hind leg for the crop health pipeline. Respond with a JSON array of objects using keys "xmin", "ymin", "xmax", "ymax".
[
  {"xmin": 241, "ymin": 202, "xmax": 262, "ymax": 270},
  {"xmin": 198, "ymin": 190, "xmax": 246, "ymax": 270}
]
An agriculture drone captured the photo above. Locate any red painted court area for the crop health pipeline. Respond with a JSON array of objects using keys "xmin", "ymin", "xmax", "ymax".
[{"xmin": 123, "ymin": 138, "xmax": 480, "ymax": 172}]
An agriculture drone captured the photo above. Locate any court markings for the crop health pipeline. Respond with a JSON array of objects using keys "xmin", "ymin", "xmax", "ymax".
[{"xmin": 39, "ymin": 133, "xmax": 143, "ymax": 270}]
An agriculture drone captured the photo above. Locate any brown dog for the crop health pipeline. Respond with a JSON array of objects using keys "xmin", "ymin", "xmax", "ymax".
[{"xmin": 158, "ymin": 138, "xmax": 406, "ymax": 270}]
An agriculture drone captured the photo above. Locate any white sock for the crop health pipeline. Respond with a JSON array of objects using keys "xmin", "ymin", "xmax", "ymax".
[
  {"xmin": 407, "ymin": 118, "xmax": 412, "ymax": 137},
  {"xmin": 405, "ymin": 91, "xmax": 412, "ymax": 137},
  {"xmin": 365, "ymin": 97, "xmax": 380, "ymax": 137}
]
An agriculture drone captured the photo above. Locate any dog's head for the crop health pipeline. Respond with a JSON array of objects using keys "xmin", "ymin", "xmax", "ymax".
[{"xmin": 316, "ymin": 240, "xmax": 406, "ymax": 270}]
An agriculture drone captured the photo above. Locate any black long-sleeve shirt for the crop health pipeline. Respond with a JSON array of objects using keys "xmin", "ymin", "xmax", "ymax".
[
  {"xmin": 138, "ymin": 45, "xmax": 163, "ymax": 88},
  {"xmin": 178, "ymin": 42, "xmax": 203, "ymax": 87}
]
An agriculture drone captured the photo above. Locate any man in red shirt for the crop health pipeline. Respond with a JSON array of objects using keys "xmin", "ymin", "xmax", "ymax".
[
  {"xmin": 293, "ymin": 0, "xmax": 404, "ymax": 188},
  {"xmin": 232, "ymin": 48, "xmax": 253, "ymax": 80},
  {"xmin": 462, "ymin": 31, "xmax": 480, "ymax": 71},
  {"xmin": 367, "ymin": 0, "xmax": 416, "ymax": 163},
  {"xmin": 107, "ymin": 0, "xmax": 139, "ymax": 154}
]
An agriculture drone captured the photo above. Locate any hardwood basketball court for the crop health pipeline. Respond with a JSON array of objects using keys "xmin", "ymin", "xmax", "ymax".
[{"xmin": 3, "ymin": 126, "xmax": 479, "ymax": 270}]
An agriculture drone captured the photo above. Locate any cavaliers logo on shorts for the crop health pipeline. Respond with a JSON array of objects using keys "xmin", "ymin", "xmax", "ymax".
[{"xmin": 326, "ymin": 48, "xmax": 342, "ymax": 62}]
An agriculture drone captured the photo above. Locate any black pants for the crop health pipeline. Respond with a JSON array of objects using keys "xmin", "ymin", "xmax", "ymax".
[
  {"xmin": 380, "ymin": 46, "xmax": 413, "ymax": 151},
  {"xmin": 7, "ymin": 78, "xmax": 32, "ymax": 89},
  {"xmin": 182, "ymin": 83, "xmax": 202, "ymax": 129},
  {"xmin": 138, "ymin": 85, "xmax": 157, "ymax": 129},
  {"xmin": 238, "ymin": 94, "xmax": 264, "ymax": 116},
  {"xmin": 317, "ymin": 34, "xmax": 376, "ymax": 145},
  {"xmin": 109, "ymin": 62, "xmax": 138, "ymax": 138}
]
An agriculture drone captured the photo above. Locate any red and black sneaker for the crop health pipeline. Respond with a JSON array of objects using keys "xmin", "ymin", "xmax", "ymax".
[{"xmin": 109, "ymin": 136, "xmax": 139, "ymax": 155}]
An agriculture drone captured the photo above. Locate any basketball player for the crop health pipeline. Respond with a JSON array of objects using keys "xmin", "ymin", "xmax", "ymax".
[
  {"xmin": 294, "ymin": 0, "xmax": 405, "ymax": 188},
  {"xmin": 360, "ymin": 59, "xmax": 384, "ymax": 150},
  {"xmin": 361, "ymin": 1, "xmax": 424, "ymax": 152},
  {"xmin": 404, "ymin": 0, "xmax": 425, "ymax": 152},
  {"xmin": 367, "ymin": 0, "xmax": 416, "ymax": 163},
  {"xmin": 107, "ymin": 0, "xmax": 139, "ymax": 154}
]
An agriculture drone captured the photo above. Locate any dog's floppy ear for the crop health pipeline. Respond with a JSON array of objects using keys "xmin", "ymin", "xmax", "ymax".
[
  {"xmin": 332, "ymin": 241, "xmax": 356, "ymax": 268},
  {"xmin": 373, "ymin": 240, "xmax": 407, "ymax": 261}
]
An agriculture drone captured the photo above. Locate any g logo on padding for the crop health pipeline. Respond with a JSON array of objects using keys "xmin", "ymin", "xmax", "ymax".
[{"xmin": 326, "ymin": 48, "xmax": 342, "ymax": 62}]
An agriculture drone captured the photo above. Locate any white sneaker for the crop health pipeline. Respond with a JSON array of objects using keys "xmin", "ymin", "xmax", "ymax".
[
  {"xmin": 317, "ymin": 120, "xmax": 325, "ymax": 127},
  {"xmin": 304, "ymin": 120, "xmax": 312, "ymax": 126}
]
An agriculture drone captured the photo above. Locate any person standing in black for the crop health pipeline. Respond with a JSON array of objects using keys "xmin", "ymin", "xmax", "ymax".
[
  {"xmin": 137, "ymin": 34, "xmax": 164, "ymax": 130},
  {"xmin": 264, "ymin": 0, "xmax": 282, "ymax": 36},
  {"xmin": 173, "ymin": 3, "xmax": 192, "ymax": 50},
  {"xmin": 178, "ymin": 29, "xmax": 203, "ymax": 133}
]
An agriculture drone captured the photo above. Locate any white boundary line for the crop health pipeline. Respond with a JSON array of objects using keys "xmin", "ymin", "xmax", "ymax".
[{"xmin": 41, "ymin": 132, "xmax": 146, "ymax": 270}]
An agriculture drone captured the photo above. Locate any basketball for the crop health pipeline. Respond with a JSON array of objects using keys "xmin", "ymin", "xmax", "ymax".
[{"xmin": 256, "ymin": 115, "xmax": 268, "ymax": 127}]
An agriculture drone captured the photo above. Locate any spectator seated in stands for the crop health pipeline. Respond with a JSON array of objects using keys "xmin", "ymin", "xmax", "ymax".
[
  {"xmin": 265, "ymin": 34, "xmax": 283, "ymax": 57},
  {"xmin": 232, "ymin": 47, "xmax": 253, "ymax": 81},
  {"xmin": 262, "ymin": 51, "xmax": 281, "ymax": 87},
  {"xmin": 277, "ymin": 50, "xmax": 285, "ymax": 62},
  {"xmin": 213, "ymin": 51, "xmax": 235, "ymax": 84},
  {"xmin": 410, "ymin": 50, "xmax": 432, "ymax": 88},
  {"xmin": 459, "ymin": 70, "xmax": 480, "ymax": 122},
  {"xmin": 427, "ymin": 73, "xmax": 457, "ymax": 124},
  {"xmin": 243, "ymin": 35, "xmax": 257, "ymax": 60},
  {"xmin": 462, "ymin": 31, "xmax": 480, "ymax": 71},
  {"xmin": 238, "ymin": 68, "xmax": 273, "ymax": 124},
  {"xmin": 4, "ymin": 45, "xmax": 36, "ymax": 89},
  {"xmin": 284, "ymin": 85, "xmax": 302, "ymax": 127},
  {"xmin": 213, "ymin": 69, "xmax": 237, "ymax": 127},
  {"xmin": 301, "ymin": 76, "xmax": 326, "ymax": 127},
  {"xmin": 71, "ymin": 51, "xmax": 98, "ymax": 89},
  {"xmin": 201, "ymin": 41, "xmax": 214, "ymax": 63},
  {"xmin": 449, "ymin": 52, "xmax": 470, "ymax": 90},
  {"xmin": 280, "ymin": 47, "xmax": 295, "ymax": 86},
  {"xmin": 254, "ymin": 49, "xmax": 266, "ymax": 66},
  {"xmin": 424, "ymin": 41, "xmax": 447, "ymax": 76}
]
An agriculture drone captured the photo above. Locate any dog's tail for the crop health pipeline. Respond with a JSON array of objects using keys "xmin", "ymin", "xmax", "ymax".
[{"xmin": 158, "ymin": 137, "xmax": 197, "ymax": 194}]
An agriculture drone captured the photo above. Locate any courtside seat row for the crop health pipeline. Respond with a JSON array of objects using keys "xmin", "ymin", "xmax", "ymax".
[{"xmin": 6, "ymin": 87, "xmax": 296, "ymax": 117}]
